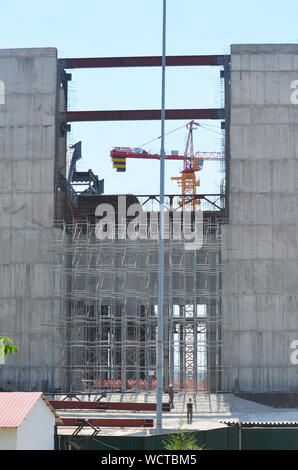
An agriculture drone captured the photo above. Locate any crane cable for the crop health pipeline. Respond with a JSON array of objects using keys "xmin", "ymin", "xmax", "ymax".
[
  {"xmin": 138, "ymin": 122, "xmax": 221, "ymax": 148},
  {"xmin": 199, "ymin": 124, "xmax": 221, "ymax": 135},
  {"xmin": 138, "ymin": 124, "xmax": 189, "ymax": 148}
]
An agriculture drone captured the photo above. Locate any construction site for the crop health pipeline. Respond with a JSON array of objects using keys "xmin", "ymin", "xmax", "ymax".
[{"xmin": 2, "ymin": 43, "xmax": 298, "ymax": 449}]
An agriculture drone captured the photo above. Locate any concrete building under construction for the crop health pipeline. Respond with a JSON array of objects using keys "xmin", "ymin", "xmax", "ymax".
[{"xmin": 1, "ymin": 44, "xmax": 298, "ymax": 400}]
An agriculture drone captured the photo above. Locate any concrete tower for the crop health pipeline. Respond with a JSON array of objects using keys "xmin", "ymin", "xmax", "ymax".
[
  {"xmin": 222, "ymin": 44, "xmax": 298, "ymax": 393},
  {"xmin": 0, "ymin": 48, "xmax": 66, "ymax": 391}
]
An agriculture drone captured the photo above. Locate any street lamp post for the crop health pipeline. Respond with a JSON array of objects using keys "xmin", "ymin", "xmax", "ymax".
[{"xmin": 156, "ymin": 0, "xmax": 167, "ymax": 433}]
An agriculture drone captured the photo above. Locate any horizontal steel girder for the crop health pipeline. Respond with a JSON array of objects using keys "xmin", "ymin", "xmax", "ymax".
[
  {"xmin": 59, "ymin": 418, "xmax": 154, "ymax": 427},
  {"xmin": 60, "ymin": 55, "xmax": 228, "ymax": 69},
  {"xmin": 50, "ymin": 400, "xmax": 171, "ymax": 411},
  {"xmin": 61, "ymin": 108, "xmax": 225, "ymax": 122}
]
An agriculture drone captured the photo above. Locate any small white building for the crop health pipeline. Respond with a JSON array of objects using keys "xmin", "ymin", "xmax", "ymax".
[{"xmin": 0, "ymin": 392, "xmax": 62, "ymax": 450}]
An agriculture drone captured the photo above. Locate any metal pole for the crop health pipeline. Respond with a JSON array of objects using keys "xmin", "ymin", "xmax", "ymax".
[
  {"xmin": 156, "ymin": 0, "xmax": 166, "ymax": 433},
  {"xmin": 238, "ymin": 420, "xmax": 242, "ymax": 450}
]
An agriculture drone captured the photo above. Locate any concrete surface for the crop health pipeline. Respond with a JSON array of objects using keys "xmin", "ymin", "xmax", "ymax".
[
  {"xmin": 53, "ymin": 392, "xmax": 298, "ymax": 436},
  {"xmin": 0, "ymin": 48, "xmax": 65, "ymax": 391},
  {"xmin": 222, "ymin": 44, "xmax": 298, "ymax": 392}
]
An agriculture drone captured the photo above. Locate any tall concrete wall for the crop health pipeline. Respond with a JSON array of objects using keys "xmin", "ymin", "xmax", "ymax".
[
  {"xmin": 222, "ymin": 44, "xmax": 298, "ymax": 392},
  {"xmin": 0, "ymin": 48, "xmax": 65, "ymax": 391}
]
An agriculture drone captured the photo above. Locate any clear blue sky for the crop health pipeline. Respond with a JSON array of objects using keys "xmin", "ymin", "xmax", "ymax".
[{"xmin": 1, "ymin": 0, "xmax": 298, "ymax": 194}]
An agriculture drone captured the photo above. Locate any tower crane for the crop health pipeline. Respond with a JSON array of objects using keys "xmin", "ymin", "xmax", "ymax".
[
  {"xmin": 171, "ymin": 120, "xmax": 202, "ymax": 211},
  {"xmin": 110, "ymin": 120, "xmax": 223, "ymax": 210}
]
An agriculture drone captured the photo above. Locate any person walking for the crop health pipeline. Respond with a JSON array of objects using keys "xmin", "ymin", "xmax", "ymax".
[
  {"xmin": 168, "ymin": 384, "xmax": 174, "ymax": 408},
  {"xmin": 187, "ymin": 398, "xmax": 193, "ymax": 423}
]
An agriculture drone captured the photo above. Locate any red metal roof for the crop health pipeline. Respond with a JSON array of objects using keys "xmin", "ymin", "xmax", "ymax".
[{"xmin": 0, "ymin": 392, "xmax": 44, "ymax": 427}]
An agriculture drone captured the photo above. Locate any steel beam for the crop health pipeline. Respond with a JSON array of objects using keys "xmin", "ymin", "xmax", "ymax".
[
  {"xmin": 50, "ymin": 400, "xmax": 171, "ymax": 411},
  {"xmin": 59, "ymin": 418, "xmax": 154, "ymax": 428},
  {"xmin": 60, "ymin": 55, "xmax": 227, "ymax": 69},
  {"xmin": 63, "ymin": 108, "xmax": 224, "ymax": 122}
]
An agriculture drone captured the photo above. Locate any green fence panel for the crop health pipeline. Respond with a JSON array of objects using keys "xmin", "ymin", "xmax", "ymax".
[
  {"xmin": 57, "ymin": 427, "xmax": 241, "ymax": 451},
  {"xmin": 145, "ymin": 435, "xmax": 168, "ymax": 450},
  {"xmin": 58, "ymin": 435, "xmax": 144, "ymax": 451},
  {"xmin": 242, "ymin": 429, "xmax": 298, "ymax": 450},
  {"xmin": 229, "ymin": 428, "xmax": 239, "ymax": 450},
  {"xmin": 204, "ymin": 429, "xmax": 227, "ymax": 450}
]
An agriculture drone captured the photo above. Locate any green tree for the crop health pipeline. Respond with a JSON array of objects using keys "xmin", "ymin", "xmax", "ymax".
[
  {"xmin": 163, "ymin": 427, "xmax": 205, "ymax": 450},
  {"xmin": 0, "ymin": 336, "xmax": 19, "ymax": 359}
]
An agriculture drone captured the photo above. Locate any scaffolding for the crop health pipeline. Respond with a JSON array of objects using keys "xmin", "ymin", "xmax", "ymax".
[{"xmin": 50, "ymin": 195, "xmax": 231, "ymax": 393}]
